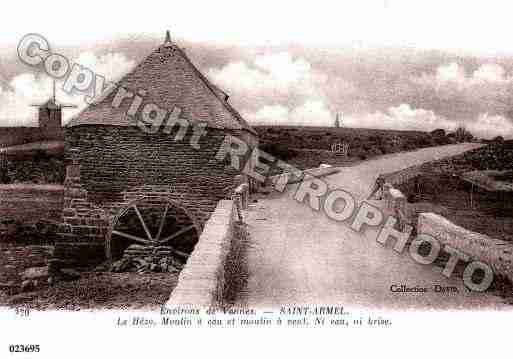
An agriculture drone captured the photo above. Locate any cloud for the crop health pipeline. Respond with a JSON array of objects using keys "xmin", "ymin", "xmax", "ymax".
[
  {"xmin": 466, "ymin": 113, "xmax": 513, "ymax": 139},
  {"xmin": 75, "ymin": 52, "xmax": 135, "ymax": 83},
  {"xmin": 208, "ymin": 50, "xmax": 363, "ymax": 130},
  {"xmin": 343, "ymin": 104, "xmax": 456, "ymax": 132},
  {"xmin": 0, "ymin": 73, "xmax": 53, "ymax": 125},
  {"xmin": 253, "ymin": 52, "xmax": 312, "ymax": 84},
  {"xmin": 344, "ymin": 105, "xmax": 513, "ymax": 139},
  {"xmin": 437, "ymin": 62, "xmax": 465, "ymax": 83},
  {"xmin": 247, "ymin": 100, "xmax": 334, "ymax": 126},
  {"xmin": 247, "ymin": 101, "xmax": 513, "ymax": 139},
  {"xmin": 411, "ymin": 62, "xmax": 513, "ymax": 123},
  {"xmin": 249, "ymin": 104, "xmax": 290, "ymax": 124},
  {"xmin": 0, "ymin": 52, "xmax": 134, "ymax": 126},
  {"xmin": 207, "ymin": 51, "xmax": 356, "ymax": 114},
  {"xmin": 2, "ymin": 40, "xmax": 513, "ymax": 139},
  {"xmin": 208, "ymin": 52, "xmax": 315, "ymax": 96},
  {"xmin": 247, "ymin": 102, "xmax": 456, "ymax": 131},
  {"xmin": 415, "ymin": 62, "xmax": 513, "ymax": 89},
  {"xmin": 223, "ymin": 52, "xmax": 513, "ymax": 138},
  {"xmin": 472, "ymin": 63, "xmax": 511, "ymax": 83},
  {"xmin": 290, "ymin": 100, "xmax": 333, "ymax": 126}
]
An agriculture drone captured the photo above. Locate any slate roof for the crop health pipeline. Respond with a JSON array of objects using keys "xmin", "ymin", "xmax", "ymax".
[{"xmin": 67, "ymin": 39, "xmax": 256, "ymax": 135}]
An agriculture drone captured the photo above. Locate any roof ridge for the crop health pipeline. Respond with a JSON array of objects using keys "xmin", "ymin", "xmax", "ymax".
[{"xmin": 69, "ymin": 41, "xmax": 256, "ymax": 135}]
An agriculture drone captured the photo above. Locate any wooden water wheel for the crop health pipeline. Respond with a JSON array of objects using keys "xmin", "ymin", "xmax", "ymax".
[{"xmin": 107, "ymin": 198, "xmax": 199, "ymax": 261}]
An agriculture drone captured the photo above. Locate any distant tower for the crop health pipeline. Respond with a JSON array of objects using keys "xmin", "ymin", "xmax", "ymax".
[
  {"xmin": 38, "ymin": 82, "xmax": 61, "ymax": 131},
  {"xmin": 32, "ymin": 80, "xmax": 75, "ymax": 132},
  {"xmin": 164, "ymin": 29, "xmax": 172, "ymax": 46},
  {"xmin": 335, "ymin": 112, "xmax": 343, "ymax": 128}
]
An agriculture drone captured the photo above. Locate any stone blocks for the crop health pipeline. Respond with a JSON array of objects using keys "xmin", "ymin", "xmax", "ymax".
[
  {"xmin": 167, "ymin": 200, "xmax": 236, "ymax": 308},
  {"xmin": 418, "ymin": 212, "xmax": 513, "ymax": 282}
]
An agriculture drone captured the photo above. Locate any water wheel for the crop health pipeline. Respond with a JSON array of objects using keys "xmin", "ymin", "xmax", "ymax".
[{"xmin": 108, "ymin": 198, "xmax": 199, "ymax": 262}]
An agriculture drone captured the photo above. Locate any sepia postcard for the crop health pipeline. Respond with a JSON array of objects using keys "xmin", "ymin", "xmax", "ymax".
[{"xmin": 1, "ymin": 1, "xmax": 512, "ymax": 357}]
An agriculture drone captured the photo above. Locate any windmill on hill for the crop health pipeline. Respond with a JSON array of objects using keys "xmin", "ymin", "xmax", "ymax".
[{"xmin": 31, "ymin": 80, "xmax": 76, "ymax": 130}]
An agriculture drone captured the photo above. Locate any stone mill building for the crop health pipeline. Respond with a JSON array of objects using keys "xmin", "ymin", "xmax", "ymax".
[{"xmin": 54, "ymin": 32, "xmax": 258, "ymax": 267}]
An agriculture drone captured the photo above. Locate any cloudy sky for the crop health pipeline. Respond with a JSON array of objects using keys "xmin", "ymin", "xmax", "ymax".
[{"xmin": 2, "ymin": 0, "xmax": 513, "ymax": 138}]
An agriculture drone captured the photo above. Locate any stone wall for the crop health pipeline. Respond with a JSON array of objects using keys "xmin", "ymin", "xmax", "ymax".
[
  {"xmin": 54, "ymin": 163, "xmax": 110, "ymax": 268},
  {"xmin": 166, "ymin": 199, "xmax": 237, "ymax": 308},
  {"xmin": 378, "ymin": 167, "xmax": 513, "ymax": 284},
  {"xmin": 373, "ymin": 150, "xmax": 513, "ymax": 284},
  {"xmin": 0, "ymin": 154, "xmax": 65, "ymax": 185},
  {"xmin": 50, "ymin": 242, "xmax": 106, "ymax": 271},
  {"xmin": 53, "ymin": 125, "xmax": 257, "ymax": 266},
  {"xmin": 0, "ymin": 184, "xmax": 63, "ymax": 243},
  {"xmin": 377, "ymin": 147, "xmax": 485, "ymax": 189},
  {"xmin": 379, "ymin": 164, "xmax": 425, "ymax": 188},
  {"xmin": 0, "ymin": 127, "xmax": 63, "ymax": 148},
  {"xmin": 418, "ymin": 213, "xmax": 513, "ymax": 282},
  {"xmin": 64, "ymin": 125, "xmax": 255, "ymax": 227},
  {"xmin": 0, "ymin": 184, "xmax": 63, "ymax": 223},
  {"xmin": 0, "ymin": 245, "xmax": 54, "ymax": 292},
  {"xmin": 268, "ymin": 165, "xmax": 340, "ymax": 186}
]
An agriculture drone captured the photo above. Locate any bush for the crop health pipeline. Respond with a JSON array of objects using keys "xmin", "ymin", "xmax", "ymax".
[
  {"xmin": 416, "ymin": 135, "xmax": 434, "ymax": 148},
  {"xmin": 0, "ymin": 172, "xmax": 10, "ymax": 183},
  {"xmin": 453, "ymin": 126, "xmax": 474, "ymax": 143},
  {"xmin": 402, "ymin": 139, "xmax": 419, "ymax": 151},
  {"xmin": 432, "ymin": 135, "xmax": 450, "ymax": 146},
  {"xmin": 430, "ymin": 128, "xmax": 446, "ymax": 137},
  {"xmin": 1, "ymin": 155, "xmax": 65, "ymax": 184}
]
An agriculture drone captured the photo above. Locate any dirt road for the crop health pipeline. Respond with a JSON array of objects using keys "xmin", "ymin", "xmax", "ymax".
[{"xmin": 237, "ymin": 144, "xmax": 509, "ymax": 310}]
